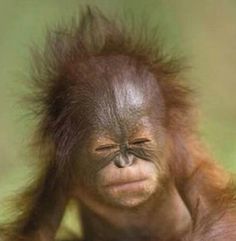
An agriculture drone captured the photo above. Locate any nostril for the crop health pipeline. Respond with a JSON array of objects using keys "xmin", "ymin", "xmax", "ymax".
[
  {"xmin": 114, "ymin": 156, "xmax": 126, "ymax": 168},
  {"xmin": 114, "ymin": 154, "xmax": 134, "ymax": 168},
  {"xmin": 114, "ymin": 159, "xmax": 125, "ymax": 168}
]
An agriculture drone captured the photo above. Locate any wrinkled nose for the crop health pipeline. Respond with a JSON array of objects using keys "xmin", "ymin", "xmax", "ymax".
[{"xmin": 114, "ymin": 153, "xmax": 134, "ymax": 168}]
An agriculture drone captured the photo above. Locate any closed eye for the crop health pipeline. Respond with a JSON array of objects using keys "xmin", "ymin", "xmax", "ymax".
[
  {"xmin": 130, "ymin": 138, "xmax": 151, "ymax": 145},
  {"xmin": 95, "ymin": 144, "xmax": 118, "ymax": 152}
]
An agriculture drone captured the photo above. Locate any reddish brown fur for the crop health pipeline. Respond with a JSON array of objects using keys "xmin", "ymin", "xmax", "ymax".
[{"xmin": 1, "ymin": 7, "xmax": 236, "ymax": 241}]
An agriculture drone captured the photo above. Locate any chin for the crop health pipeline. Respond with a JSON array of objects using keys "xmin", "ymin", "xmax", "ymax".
[{"xmin": 110, "ymin": 193, "xmax": 153, "ymax": 208}]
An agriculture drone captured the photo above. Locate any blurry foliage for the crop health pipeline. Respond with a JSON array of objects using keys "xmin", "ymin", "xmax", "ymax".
[{"xmin": 0, "ymin": 0, "xmax": 235, "ymax": 222}]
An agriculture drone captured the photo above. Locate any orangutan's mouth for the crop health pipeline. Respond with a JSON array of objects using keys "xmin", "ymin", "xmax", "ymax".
[{"xmin": 104, "ymin": 178, "xmax": 148, "ymax": 192}]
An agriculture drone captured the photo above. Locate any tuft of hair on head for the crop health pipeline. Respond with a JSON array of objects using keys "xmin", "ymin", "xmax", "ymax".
[{"xmin": 28, "ymin": 6, "xmax": 194, "ymax": 170}]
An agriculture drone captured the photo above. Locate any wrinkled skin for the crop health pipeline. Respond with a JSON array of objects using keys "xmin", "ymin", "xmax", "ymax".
[{"xmin": 75, "ymin": 62, "xmax": 166, "ymax": 208}]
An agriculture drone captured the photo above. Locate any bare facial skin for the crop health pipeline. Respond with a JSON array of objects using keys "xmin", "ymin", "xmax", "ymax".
[
  {"xmin": 74, "ymin": 63, "xmax": 166, "ymax": 208},
  {"xmin": 91, "ymin": 119, "xmax": 162, "ymax": 207}
]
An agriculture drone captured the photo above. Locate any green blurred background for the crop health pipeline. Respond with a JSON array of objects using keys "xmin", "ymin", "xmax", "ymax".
[{"xmin": 0, "ymin": 0, "xmax": 235, "ymax": 225}]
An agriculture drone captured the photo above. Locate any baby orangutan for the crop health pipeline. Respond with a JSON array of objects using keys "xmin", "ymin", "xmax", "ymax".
[{"xmin": 1, "ymin": 7, "xmax": 236, "ymax": 241}]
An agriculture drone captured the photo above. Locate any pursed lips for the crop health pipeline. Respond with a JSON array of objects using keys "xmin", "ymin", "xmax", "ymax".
[{"xmin": 104, "ymin": 178, "xmax": 148, "ymax": 191}]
